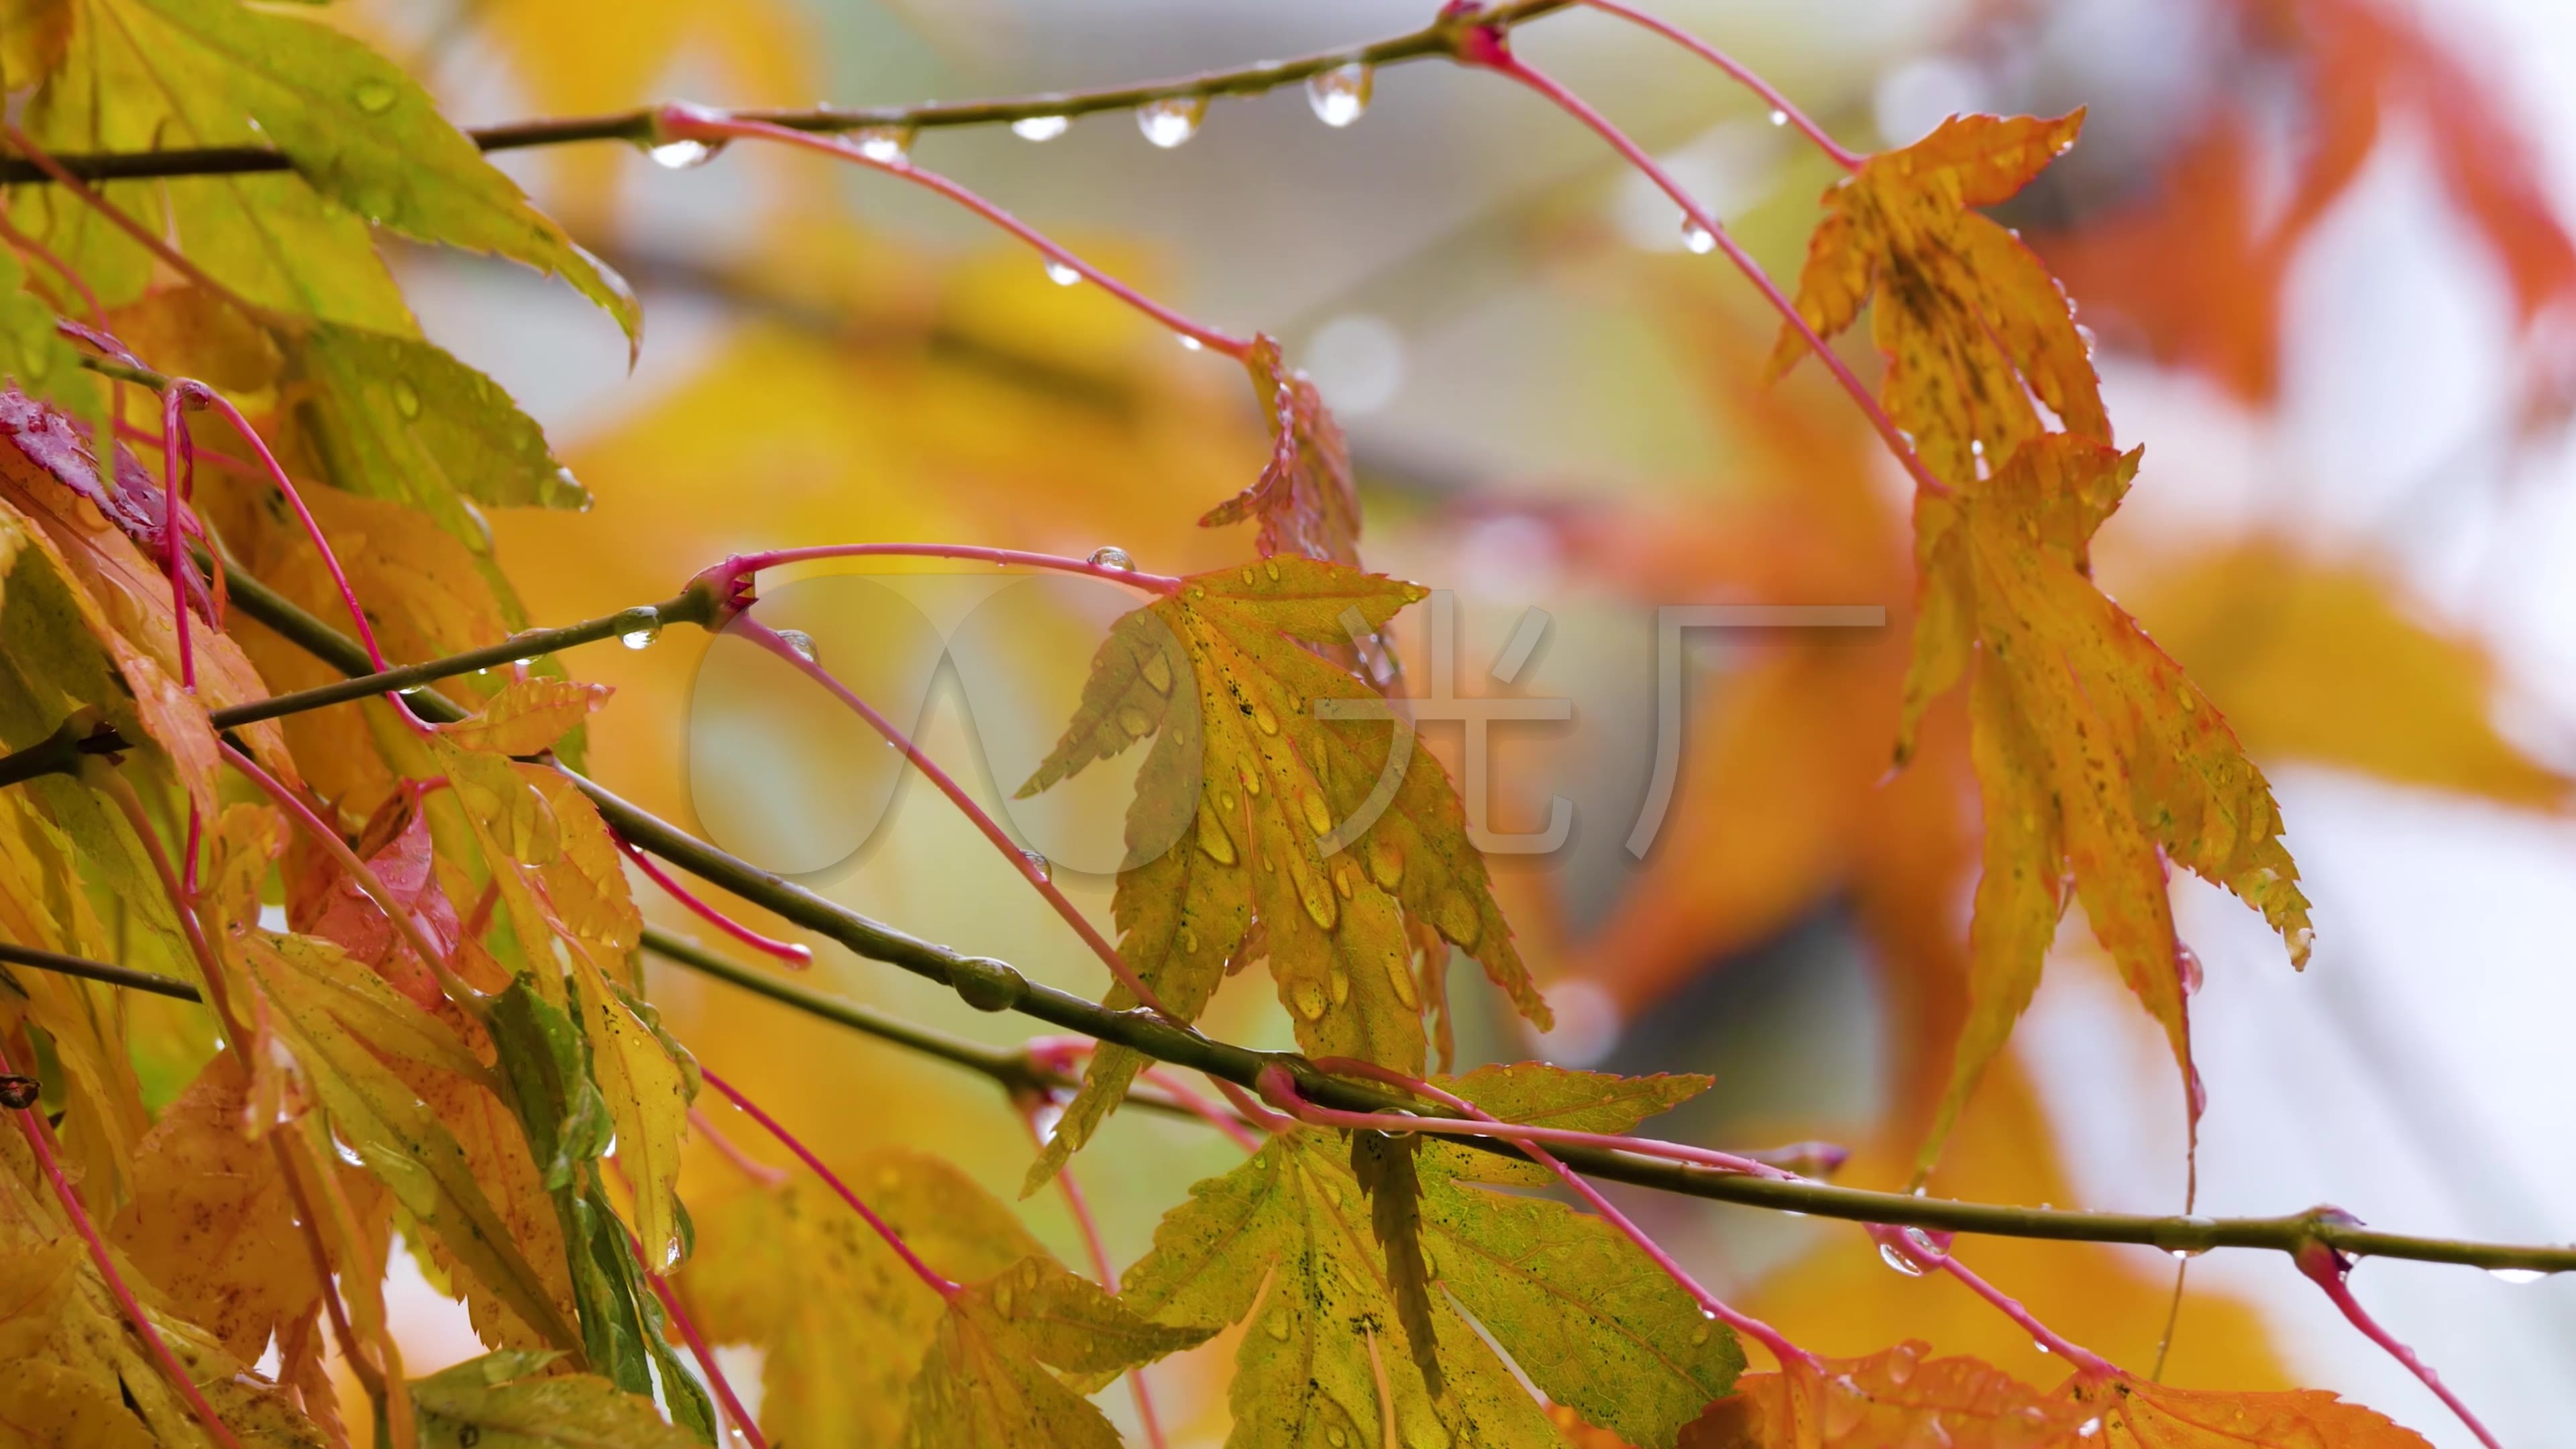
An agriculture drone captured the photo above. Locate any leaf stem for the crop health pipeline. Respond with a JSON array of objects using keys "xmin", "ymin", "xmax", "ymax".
[
  {"xmin": 653, "ymin": 107, "xmax": 1251, "ymax": 358},
  {"xmin": 132, "ymin": 563, "xmax": 2576, "ymax": 1280},
  {"xmin": 0, "ymin": 1032, "xmax": 244, "ymax": 1448},
  {"xmin": 1866, "ymin": 1223, "xmax": 2117, "ymax": 1375},
  {"xmin": 718, "ymin": 543, "xmax": 1181, "ymax": 596},
  {"xmin": 0, "ymin": 1, "xmax": 1574, "ymax": 186},
  {"xmin": 698, "ymin": 1068, "xmax": 962, "ymax": 1298},
  {"xmin": 1454, "ymin": 36, "xmax": 1953, "ymax": 500},
  {"xmin": 1572, "ymin": 1, "xmax": 1862, "ymax": 169},
  {"xmin": 2294, "ymin": 1221, "xmax": 2502, "ymax": 1449},
  {"xmin": 729, "ymin": 612, "xmax": 1177, "ymax": 1017},
  {"xmin": 617, "ymin": 837, "xmax": 814, "ymax": 967},
  {"xmin": 625, "ymin": 1227, "xmax": 768, "ymax": 1448},
  {"xmin": 1303, "ymin": 1055, "xmax": 1792, "ymax": 1178}
]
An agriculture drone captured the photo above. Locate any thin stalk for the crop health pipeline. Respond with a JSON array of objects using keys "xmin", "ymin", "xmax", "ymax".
[
  {"xmin": 1456, "ymin": 37, "xmax": 1951, "ymax": 500},
  {"xmin": 688, "ymin": 1106, "xmax": 790, "ymax": 1188},
  {"xmin": 622, "ymin": 1223, "xmax": 767, "ymax": 1449},
  {"xmin": 0, "ymin": 941, "xmax": 202, "ymax": 1002},
  {"xmin": 2294, "ymin": 1232, "xmax": 2501, "ymax": 1449},
  {"xmin": 699, "ymin": 1068, "xmax": 961, "ymax": 1297},
  {"xmin": 0, "ymin": 1033, "xmax": 243, "ymax": 1448},
  {"xmin": 731, "ymin": 613, "xmax": 1175, "ymax": 1017},
  {"xmin": 619, "ymin": 837, "xmax": 814, "ymax": 967},
  {"xmin": 653, "ymin": 109, "xmax": 1250, "ymax": 358},
  {"xmin": 0, "ymin": 1, "xmax": 1574, "ymax": 186},
  {"xmin": 1573, "ymin": 1, "xmax": 1861, "ymax": 168},
  {"xmin": 133, "ymin": 561, "xmax": 2576, "ymax": 1279},
  {"xmin": 721, "ymin": 542, "xmax": 1180, "ymax": 596},
  {"xmin": 1866, "ymin": 1222, "xmax": 2116, "ymax": 1376},
  {"xmin": 1304, "ymin": 1055, "xmax": 1790, "ymax": 1177}
]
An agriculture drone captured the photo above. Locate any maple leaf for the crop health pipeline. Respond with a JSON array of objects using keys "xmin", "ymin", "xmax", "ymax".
[
  {"xmin": 1201, "ymin": 334, "xmax": 1364, "ymax": 567},
  {"xmin": 2064, "ymin": 1375, "xmax": 2437, "ymax": 1447},
  {"xmin": 1682, "ymin": 1343, "xmax": 2090, "ymax": 1447},
  {"xmin": 107, "ymin": 1056, "xmax": 319, "ymax": 1365},
  {"xmin": 436, "ymin": 678, "xmax": 614, "ymax": 757},
  {"xmin": 287, "ymin": 780, "xmax": 460, "ymax": 1010},
  {"xmin": 1117, "ymin": 1116, "xmax": 1741, "ymax": 1449},
  {"xmin": 413, "ymin": 1350, "xmax": 701, "ymax": 1448},
  {"xmin": 906, "ymin": 1254, "xmax": 1212, "ymax": 1448},
  {"xmin": 684, "ymin": 1146, "xmax": 1057, "ymax": 1446},
  {"xmin": 1772, "ymin": 112, "xmax": 2107, "ymax": 488},
  {"xmin": 1906, "ymin": 434, "xmax": 2310, "ymax": 1161},
  {"xmin": 1022, "ymin": 557, "xmax": 1546, "ymax": 1186}
]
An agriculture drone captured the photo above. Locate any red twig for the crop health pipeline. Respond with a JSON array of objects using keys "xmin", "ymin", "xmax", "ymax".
[
  {"xmin": 1258, "ymin": 1061, "xmax": 1815, "ymax": 1369},
  {"xmin": 652, "ymin": 106, "xmax": 1251, "ymax": 359},
  {"xmin": 1866, "ymin": 1222, "xmax": 2118, "ymax": 1375},
  {"xmin": 1303, "ymin": 1055, "xmax": 1792, "ymax": 1178},
  {"xmin": 699, "ymin": 1068, "xmax": 961, "ymax": 1297},
  {"xmin": 728, "ymin": 614, "xmax": 1175, "ymax": 1018},
  {"xmin": 2295, "ymin": 1220, "xmax": 2501, "ymax": 1449},
  {"xmin": 0, "ymin": 1035, "xmax": 243, "ymax": 1448},
  {"xmin": 1572, "ymin": 1, "xmax": 1861, "ymax": 169},
  {"xmin": 618, "ymin": 836, "xmax": 814, "ymax": 967},
  {"xmin": 1452, "ymin": 31, "xmax": 1951, "ymax": 501},
  {"xmin": 115, "ymin": 420, "xmax": 258, "ymax": 478},
  {"xmin": 688, "ymin": 1105, "xmax": 790, "ymax": 1188},
  {"xmin": 1023, "ymin": 1036, "xmax": 1266, "ymax": 1152},
  {"xmin": 720, "ymin": 542, "xmax": 1180, "ymax": 596},
  {"xmin": 612, "ymin": 1213, "xmax": 767, "ymax": 1448}
]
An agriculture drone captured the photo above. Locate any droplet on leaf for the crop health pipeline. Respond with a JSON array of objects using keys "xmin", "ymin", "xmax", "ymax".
[
  {"xmin": 1300, "ymin": 791, "xmax": 1332, "ymax": 836},
  {"xmin": 1117, "ymin": 705, "xmax": 1152, "ymax": 737},
  {"xmin": 1137, "ymin": 95, "xmax": 1207, "ymax": 148},
  {"xmin": 1141, "ymin": 651, "xmax": 1174, "ymax": 694},
  {"xmin": 392, "ymin": 378, "xmax": 422, "ymax": 419},
  {"xmin": 1012, "ymin": 114, "xmax": 1071, "ymax": 142},
  {"xmin": 1307, "ymin": 62, "xmax": 1373, "ymax": 127},
  {"xmin": 354, "ymin": 81, "xmax": 398, "ymax": 114},
  {"xmin": 1327, "ymin": 963, "xmax": 1350, "ymax": 1004},
  {"xmin": 1252, "ymin": 704, "xmax": 1279, "ymax": 736},
  {"xmin": 1292, "ymin": 979, "xmax": 1328, "ymax": 1020}
]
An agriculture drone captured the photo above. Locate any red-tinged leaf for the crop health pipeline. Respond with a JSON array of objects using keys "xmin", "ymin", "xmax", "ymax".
[
  {"xmin": 289, "ymin": 780, "xmax": 460, "ymax": 1011},
  {"xmin": 1201, "ymin": 334, "xmax": 1364, "ymax": 568},
  {"xmin": 435, "ymin": 677, "xmax": 613, "ymax": 757},
  {"xmin": 2065, "ymin": 1373, "xmax": 2438, "ymax": 1447},
  {"xmin": 1772, "ymin": 111, "xmax": 2105, "ymax": 489},
  {"xmin": 1682, "ymin": 1343, "xmax": 2090, "ymax": 1447}
]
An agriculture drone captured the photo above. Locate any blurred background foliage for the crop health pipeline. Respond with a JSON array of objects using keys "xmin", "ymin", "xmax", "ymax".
[{"xmin": 323, "ymin": 0, "xmax": 2576, "ymax": 1442}]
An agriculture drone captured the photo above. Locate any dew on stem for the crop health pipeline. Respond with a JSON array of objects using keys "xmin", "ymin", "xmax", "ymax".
[
  {"xmin": 1022, "ymin": 849, "xmax": 1052, "ymax": 883},
  {"xmin": 1044, "ymin": 259, "xmax": 1081, "ymax": 286},
  {"xmin": 1137, "ymin": 95, "xmax": 1207, "ymax": 148},
  {"xmin": 647, "ymin": 138, "xmax": 722, "ymax": 169},
  {"xmin": 775, "ymin": 628, "xmax": 818, "ymax": 663},
  {"xmin": 1086, "ymin": 545, "xmax": 1134, "ymax": 571},
  {"xmin": 1012, "ymin": 114, "xmax": 1070, "ymax": 142},
  {"xmin": 1307, "ymin": 62, "xmax": 1373, "ymax": 127},
  {"xmin": 854, "ymin": 124, "xmax": 914, "ymax": 164},
  {"xmin": 620, "ymin": 609, "xmax": 663, "ymax": 649},
  {"xmin": 1681, "ymin": 219, "xmax": 1716, "ymax": 254}
]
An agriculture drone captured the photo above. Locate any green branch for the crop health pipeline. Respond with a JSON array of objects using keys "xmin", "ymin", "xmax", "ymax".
[
  {"xmin": 0, "ymin": 1, "xmax": 1568, "ymax": 187},
  {"xmin": 3, "ymin": 564, "xmax": 2547, "ymax": 1278}
]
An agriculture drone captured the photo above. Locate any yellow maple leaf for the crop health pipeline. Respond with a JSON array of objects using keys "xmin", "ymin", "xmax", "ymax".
[
  {"xmin": 1772, "ymin": 112, "xmax": 2107, "ymax": 489},
  {"xmin": 1911, "ymin": 435, "xmax": 2310, "ymax": 1166},
  {"xmin": 904, "ymin": 1254, "xmax": 1212, "ymax": 1448}
]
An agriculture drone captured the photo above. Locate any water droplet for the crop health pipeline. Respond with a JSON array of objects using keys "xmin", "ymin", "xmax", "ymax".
[
  {"xmin": 1385, "ymin": 951, "xmax": 1417, "ymax": 1008},
  {"xmin": 776, "ymin": 628, "xmax": 818, "ymax": 663},
  {"xmin": 1969, "ymin": 437, "xmax": 1985, "ymax": 457},
  {"xmin": 397, "ymin": 685, "xmax": 423, "ymax": 697},
  {"xmin": 1012, "ymin": 114, "xmax": 1070, "ymax": 142},
  {"xmin": 355, "ymin": 81, "xmax": 398, "ymax": 115},
  {"xmin": 391, "ymin": 378, "xmax": 422, "ymax": 419},
  {"xmin": 648, "ymin": 138, "xmax": 721, "ymax": 170},
  {"xmin": 2167, "ymin": 1246, "xmax": 2206, "ymax": 1260},
  {"xmin": 1301, "ymin": 792, "xmax": 1332, "ymax": 836},
  {"xmin": 1331, "ymin": 866, "xmax": 1354, "ymax": 900},
  {"xmin": 1044, "ymin": 259, "xmax": 1082, "ymax": 286},
  {"xmin": 1681, "ymin": 219, "xmax": 1717, "ymax": 254},
  {"xmin": 1197, "ymin": 816, "xmax": 1238, "ymax": 866},
  {"xmin": 1768, "ymin": 107, "xmax": 1788, "ymax": 127},
  {"xmin": 854, "ymin": 124, "xmax": 914, "ymax": 164},
  {"xmin": 619, "ymin": 606, "xmax": 663, "ymax": 650},
  {"xmin": 1142, "ymin": 651, "xmax": 1174, "ymax": 694},
  {"xmin": 1022, "ymin": 849, "xmax": 1051, "ymax": 883},
  {"xmin": 1118, "ymin": 704, "xmax": 1152, "ymax": 737},
  {"xmin": 2490, "ymin": 1268, "xmax": 2546, "ymax": 1285},
  {"xmin": 2078, "ymin": 1419, "xmax": 2101, "ymax": 1439},
  {"xmin": 1137, "ymin": 95, "xmax": 1206, "ymax": 148},
  {"xmin": 1307, "ymin": 62, "xmax": 1373, "ymax": 127},
  {"xmin": 1690, "ymin": 1324, "xmax": 1711, "ymax": 1345},
  {"xmin": 1700, "ymin": 1307, "xmax": 1718, "ymax": 1320},
  {"xmin": 2033, "ymin": 1338, "xmax": 2050, "ymax": 1354},
  {"xmin": 1878, "ymin": 1241, "xmax": 1926, "ymax": 1277},
  {"xmin": 1291, "ymin": 979, "xmax": 1328, "ymax": 1020},
  {"xmin": 1253, "ymin": 704, "xmax": 1280, "ymax": 735},
  {"xmin": 2176, "ymin": 944, "xmax": 2203, "ymax": 997},
  {"xmin": 1179, "ymin": 926, "xmax": 1199, "ymax": 954},
  {"xmin": 1238, "ymin": 764, "xmax": 1262, "ymax": 797},
  {"xmin": 1264, "ymin": 559, "xmax": 1282, "ymax": 582},
  {"xmin": 1368, "ymin": 841, "xmax": 1403, "ymax": 890},
  {"xmin": 1087, "ymin": 545, "xmax": 1134, "ymax": 571},
  {"xmin": 2287, "ymin": 925, "xmax": 2314, "ymax": 966},
  {"xmin": 1178, "ymin": 334, "xmax": 1205, "ymax": 352},
  {"xmin": 1297, "ymin": 867, "xmax": 1340, "ymax": 930},
  {"xmin": 1327, "ymin": 1430, "xmax": 1347, "ymax": 1448},
  {"xmin": 1264, "ymin": 1308, "xmax": 1293, "ymax": 1340},
  {"xmin": 1327, "ymin": 963, "xmax": 1350, "ymax": 1004}
]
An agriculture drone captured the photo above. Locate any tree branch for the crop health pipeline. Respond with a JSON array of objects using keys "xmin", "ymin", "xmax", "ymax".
[
  {"xmin": 7, "ymin": 563, "xmax": 2555, "ymax": 1278},
  {"xmin": 0, "ymin": 1, "xmax": 1570, "ymax": 187}
]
